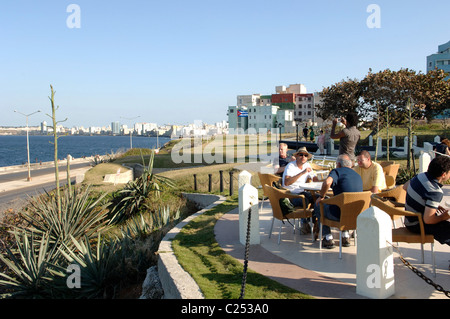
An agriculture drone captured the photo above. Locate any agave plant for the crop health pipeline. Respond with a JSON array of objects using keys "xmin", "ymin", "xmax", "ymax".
[
  {"xmin": 108, "ymin": 149, "xmax": 175, "ymax": 224},
  {"xmin": 57, "ymin": 234, "xmax": 120, "ymax": 299},
  {"xmin": 0, "ymin": 230, "xmax": 66, "ymax": 298},
  {"xmin": 20, "ymin": 185, "xmax": 110, "ymax": 248}
]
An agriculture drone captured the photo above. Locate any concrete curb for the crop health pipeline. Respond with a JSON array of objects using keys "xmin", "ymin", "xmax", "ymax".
[{"xmin": 157, "ymin": 193, "xmax": 226, "ymax": 299}]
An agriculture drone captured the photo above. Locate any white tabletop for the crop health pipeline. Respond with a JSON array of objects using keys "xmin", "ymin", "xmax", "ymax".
[{"xmin": 299, "ymin": 182, "xmax": 324, "ymax": 191}]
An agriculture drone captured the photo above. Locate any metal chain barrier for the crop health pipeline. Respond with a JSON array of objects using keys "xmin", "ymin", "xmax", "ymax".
[
  {"xmin": 239, "ymin": 205, "xmax": 252, "ymax": 299},
  {"xmin": 387, "ymin": 240, "xmax": 450, "ymax": 298}
]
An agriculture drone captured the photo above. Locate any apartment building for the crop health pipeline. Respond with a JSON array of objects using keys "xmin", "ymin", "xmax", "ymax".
[
  {"xmin": 427, "ymin": 40, "xmax": 450, "ymax": 79},
  {"xmin": 228, "ymin": 84, "xmax": 321, "ymax": 133}
]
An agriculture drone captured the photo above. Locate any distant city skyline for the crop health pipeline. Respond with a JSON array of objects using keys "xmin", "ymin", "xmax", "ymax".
[{"xmin": 1, "ymin": 1, "xmax": 449, "ymax": 128}]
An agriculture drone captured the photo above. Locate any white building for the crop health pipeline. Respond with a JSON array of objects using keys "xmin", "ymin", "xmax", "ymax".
[
  {"xmin": 237, "ymin": 94, "xmax": 261, "ymax": 107},
  {"xmin": 247, "ymin": 105, "xmax": 278, "ymax": 132},
  {"xmin": 276, "ymin": 84, "xmax": 307, "ymax": 94}
]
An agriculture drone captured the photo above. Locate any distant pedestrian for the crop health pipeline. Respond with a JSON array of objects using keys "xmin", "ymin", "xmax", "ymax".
[
  {"xmin": 303, "ymin": 125, "xmax": 308, "ymax": 141},
  {"xmin": 309, "ymin": 126, "xmax": 315, "ymax": 142},
  {"xmin": 317, "ymin": 130, "xmax": 325, "ymax": 155}
]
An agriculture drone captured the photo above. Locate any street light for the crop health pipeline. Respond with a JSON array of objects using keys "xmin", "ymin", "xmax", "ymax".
[
  {"xmin": 120, "ymin": 116, "xmax": 140, "ymax": 149},
  {"xmin": 14, "ymin": 109, "xmax": 41, "ymax": 181}
]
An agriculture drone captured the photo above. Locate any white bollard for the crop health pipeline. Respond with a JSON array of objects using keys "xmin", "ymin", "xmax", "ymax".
[
  {"xmin": 392, "ymin": 136, "xmax": 396, "ymax": 148},
  {"xmin": 369, "ymin": 135, "xmax": 373, "ymax": 147},
  {"xmin": 434, "ymin": 135, "xmax": 441, "ymax": 144},
  {"xmin": 377, "ymin": 137, "xmax": 382, "ymax": 154},
  {"xmin": 419, "ymin": 152, "xmax": 431, "ymax": 173},
  {"xmin": 404, "ymin": 136, "xmax": 408, "ymax": 154},
  {"xmin": 239, "ymin": 184, "xmax": 260, "ymax": 245},
  {"xmin": 238, "ymin": 170, "xmax": 252, "ymax": 189},
  {"xmin": 356, "ymin": 206, "xmax": 395, "ymax": 299}
]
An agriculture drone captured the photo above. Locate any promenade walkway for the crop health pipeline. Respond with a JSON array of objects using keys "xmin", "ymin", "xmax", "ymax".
[{"xmin": 215, "ymin": 162, "xmax": 450, "ymax": 299}]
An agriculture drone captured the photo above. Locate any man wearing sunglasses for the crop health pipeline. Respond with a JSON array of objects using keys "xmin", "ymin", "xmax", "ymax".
[{"xmin": 282, "ymin": 147, "xmax": 318, "ymax": 233}]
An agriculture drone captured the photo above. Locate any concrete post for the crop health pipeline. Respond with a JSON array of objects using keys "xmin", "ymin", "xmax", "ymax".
[
  {"xmin": 419, "ymin": 152, "xmax": 431, "ymax": 173},
  {"xmin": 330, "ymin": 139, "xmax": 338, "ymax": 155},
  {"xmin": 238, "ymin": 170, "xmax": 252, "ymax": 189},
  {"xmin": 377, "ymin": 137, "xmax": 382, "ymax": 154},
  {"xmin": 239, "ymin": 184, "xmax": 260, "ymax": 245},
  {"xmin": 423, "ymin": 142, "xmax": 433, "ymax": 152},
  {"xmin": 404, "ymin": 136, "xmax": 408, "ymax": 154},
  {"xmin": 369, "ymin": 135, "xmax": 373, "ymax": 147},
  {"xmin": 434, "ymin": 135, "xmax": 441, "ymax": 144},
  {"xmin": 392, "ymin": 136, "xmax": 396, "ymax": 148},
  {"xmin": 356, "ymin": 206, "xmax": 395, "ymax": 299}
]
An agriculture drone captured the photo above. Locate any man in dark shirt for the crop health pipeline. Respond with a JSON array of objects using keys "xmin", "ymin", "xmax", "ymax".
[
  {"xmin": 274, "ymin": 143, "xmax": 295, "ymax": 176},
  {"xmin": 404, "ymin": 156, "xmax": 450, "ymax": 246},
  {"xmin": 314, "ymin": 154, "xmax": 363, "ymax": 248}
]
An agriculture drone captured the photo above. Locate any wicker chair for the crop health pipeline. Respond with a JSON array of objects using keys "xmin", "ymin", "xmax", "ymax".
[
  {"xmin": 382, "ymin": 164, "xmax": 400, "ymax": 189},
  {"xmin": 257, "ymin": 172, "xmax": 282, "ymax": 210},
  {"xmin": 371, "ymin": 194, "xmax": 436, "ymax": 277},
  {"xmin": 265, "ymin": 185, "xmax": 314, "ymax": 244},
  {"xmin": 376, "ymin": 185, "xmax": 407, "ymax": 227},
  {"xmin": 318, "ymin": 191, "xmax": 372, "ymax": 258},
  {"xmin": 377, "ymin": 184, "xmax": 406, "ymax": 204}
]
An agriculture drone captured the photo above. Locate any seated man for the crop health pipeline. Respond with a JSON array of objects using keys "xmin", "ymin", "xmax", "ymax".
[
  {"xmin": 282, "ymin": 147, "xmax": 319, "ymax": 234},
  {"xmin": 282, "ymin": 146, "xmax": 319, "ymax": 207},
  {"xmin": 353, "ymin": 150, "xmax": 386, "ymax": 193},
  {"xmin": 314, "ymin": 154, "xmax": 363, "ymax": 249},
  {"xmin": 273, "ymin": 143, "xmax": 295, "ymax": 176},
  {"xmin": 404, "ymin": 156, "xmax": 450, "ymax": 246}
]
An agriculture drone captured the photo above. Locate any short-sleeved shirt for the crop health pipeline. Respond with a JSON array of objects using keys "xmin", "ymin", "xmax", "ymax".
[
  {"xmin": 328, "ymin": 167, "xmax": 363, "ymax": 215},
  {"xmin": 405, "ymin": 172, "xmax": 443, "ymax": 226},
  {"xmin": 282, "ymin": 161, "xmax": 316, "ymax": 194},
  {"xmin": 435, "ymin": 143, "xmax": 448, "ymax": 157},
  {"xmin": 339, "ymin": 126, "xmax": 360, "ymax": 159},
  {"xmin": 277, "ymin": 156, "xmax": 290, "ymax": 168},
  {"xmin": 353, "ymin": 162, "xmax": 387, "ymax": 191}
]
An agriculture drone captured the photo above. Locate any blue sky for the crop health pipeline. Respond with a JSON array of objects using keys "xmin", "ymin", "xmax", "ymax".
[{"xmin": 1, "ymin": 0, "xmax": 449, "ymax": 128}]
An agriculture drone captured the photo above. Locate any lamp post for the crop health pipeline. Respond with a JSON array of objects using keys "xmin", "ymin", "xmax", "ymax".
[
  {"xmin": 120, "ymin": 116, "xmax": 140, "ymax": 149},
  {"xmin": 274, "ymin": 120, "xmax": 284, "ymax": 145},
  {"xmin": 14, "ymin": 109, "xmax": 41, "ymax": 181}
]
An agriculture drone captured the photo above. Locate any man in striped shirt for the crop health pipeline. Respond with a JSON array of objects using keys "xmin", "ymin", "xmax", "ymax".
[{"xmin": 404, "ymin": 156, "xmax": 450, "ymax": 246}]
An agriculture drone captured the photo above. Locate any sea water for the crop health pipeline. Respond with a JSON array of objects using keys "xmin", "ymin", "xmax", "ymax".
[{"xmin": 0, "ymin": 135, "xmax": 170, "ymax": 167}]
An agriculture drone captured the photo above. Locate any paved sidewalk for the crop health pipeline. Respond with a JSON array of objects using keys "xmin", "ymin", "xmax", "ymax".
[
  {"xmin": 215, "ymin": 203, "xmax": 450, "ymax": 299},
  {"xmin": 0, "ymin": 158, "xmax": 93, "ymax": 193}
]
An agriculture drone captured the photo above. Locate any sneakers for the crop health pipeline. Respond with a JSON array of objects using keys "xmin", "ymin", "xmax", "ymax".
[
  {"xmin": 322, "ymin": 238, "xmax": 335, "ymax": 249},
  {"xmin": 321, "ymin": 237, "xmax": 350, "ymax": 249},
  {"xmin": 300, "ymin": 222, "xmax": 311, "ymax": 234},
  {"xmin": 341, "ymin": 237, "xmax": 351, "ymax": 247}
]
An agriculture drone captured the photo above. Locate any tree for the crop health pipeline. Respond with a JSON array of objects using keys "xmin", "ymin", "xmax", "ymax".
[
  {"xmin": 319, "ymin": 68, "xmax": 449, "ymax": 169},
  {"xmin": 47, "ymin": 85, "xmax": 67, "ymax": 213},
  {"xmin": 317, "ymin": 78, "xmax": 364, "ymax": 120}
]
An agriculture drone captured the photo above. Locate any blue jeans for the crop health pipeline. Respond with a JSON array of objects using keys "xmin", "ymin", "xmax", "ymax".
[
  {"xmin": 290, "ymin": 191, "xmax": 313, "ymax": 225},
  {"xmin": 313, "ymin": 202, "xmax": 340, "ymax": 237}
]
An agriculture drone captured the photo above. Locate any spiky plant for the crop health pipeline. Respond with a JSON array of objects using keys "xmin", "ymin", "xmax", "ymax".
[
  {"xmin": 108, "ymin": 149, "xmax": 175, "ymax": 224},
  {"xmin": 0, "ymin": 231, "xmax": 65, "ymax": 298},
  {"xmin": 20, "ymin": 186, "xmax": 110, "ymax": 248},
  {"xmin": 57, "ymin": 234, "xmax": 120, "ymax": 299}
]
